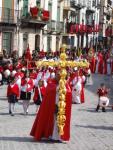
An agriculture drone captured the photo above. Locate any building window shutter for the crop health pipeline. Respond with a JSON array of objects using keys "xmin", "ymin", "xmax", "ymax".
[
  {"xmin": 23, "ymin": 0, "xmax": 28, "ymax": 17},
  {"xmin": 57, "ymin": 6, "xmax": 60, "ymax": 22}
]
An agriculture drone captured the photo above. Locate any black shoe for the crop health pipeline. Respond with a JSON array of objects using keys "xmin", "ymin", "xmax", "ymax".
[
  {"xmin": 11, "ymin": 113, "xmax": 14, "ymax": 116},
  {"xmin": 102, "ymin": 108, "xmax": 106, "ymax": 112},
  {"xmin": 96, "ymin": 109, "xmax": 98, "ymax": 112},
  {"xmin": 96, "ymin": 105, "xmax": 100, "ymax": 112},
  {"xmin": 9, "ymin": 110, "xmax": 12, "ymax": 114}
]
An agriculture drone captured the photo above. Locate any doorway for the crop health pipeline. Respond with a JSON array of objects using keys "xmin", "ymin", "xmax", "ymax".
[{"xmin": 35, "ymin": 34, "xmax": 40, "ymax": 51}]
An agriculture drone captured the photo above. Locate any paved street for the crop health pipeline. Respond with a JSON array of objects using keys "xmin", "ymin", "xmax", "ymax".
[{"xmin": 0, "ymin": 74, "xmax": 113, "ymax": 150}]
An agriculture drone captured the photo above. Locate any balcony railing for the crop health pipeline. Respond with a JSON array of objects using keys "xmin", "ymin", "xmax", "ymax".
[
  {"xmin": 63, "ymin": 0, "xmax": 71, "ymax": 8},
  {"xmin": 107, "ymin": 0, "xmax": 112, "ymax": 6},
  {"xmin": 103, "ymin": 6, "xmax": 112, "ymax": 16},
  {"xmin": 47, "ymin": 20, "xmax": 64, "ymax": 34},
  {"xmin": 20, "ymin": 7, "xmax": 50, "ymax": 22},
  {"xmin": 0, "ymin": 7, "xmax": 18, "ymax": 25},
  {"xmin": 70, "ymin": 0, "xmax": 85, "ymax": 9}
]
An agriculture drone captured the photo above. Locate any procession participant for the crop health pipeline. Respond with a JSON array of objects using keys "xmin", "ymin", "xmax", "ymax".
[
  {"xmin": 98, "ymin": 51, "xmax": 104, "ymax": 74},
  {"xmin": 111, "ymin": 56, "xmax": 113, "ymax": 76},
  {"xmin": 30, "ymin": 73, "xmax": 72, "ymax": 142},
  {"xmin": 4, "ymin": 69, "xmax": 11, "ymax": 84},
  {"xmin": 0, "ymin": 66, "xmax": 3, "ymax": 85},
  {"xmin": 85, "ymin": 67, "xmax": 93, "ymax": 85},
  {"xmin": 33, "ymin": 79, "xmax": 46, "ymax": 112},
  {"xmin": 7, "ymin": 77, "xmax": 19, "ymax": 116},
  {"xmin": 30, "ymin": 69, "xmax": 38, "ymax": 85},
  {"xmin": 7, "ymin": 62, "xmax": 13, "ymax": 72},
  {"xmin": 95, "ymin": 51, "xmax": 103, "ymax": 74},
  {"xmin": 103, "ymin": 52, "xmax": 107, "ymax": 74},
  {"xmin": 96, "ymin": 83, "xmax": 110, "ymax": 112},
  {"xmin": 20, "ymin": 74, "xmax": 34, "ymax": 115},
  {"xmin": 11, "ymin": 70, "xmax": 17, "ymax": 77},
  {"xmin": 106, "ymin": 56, "xmax": 111, "ymax": 75},
  {"xmin": 88, "ymin": 47, "xmax": 96, "ymax": 73},
  {"xmin": 0, "ymin": 73, "xmax": 2, "ymax": 86},
  {"xmin": 79, "ymin": 69, "xmax": 86, "ymax": 103},
  {"xmin": 71, "ymin": 68, "xmax": 82, "ymax": 104},
  {"xmin": 15, "ymin": 68, "xmax": 24, "ymax": 96},
  {"xmin": 24, "ymin": 45, "xmax": 32, "ymax": 61},
  {"xmin": 95, "ymin": 52, "xmax": 99, "ymax": 73}
]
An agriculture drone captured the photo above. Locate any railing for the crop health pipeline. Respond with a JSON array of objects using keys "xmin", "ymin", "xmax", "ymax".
[
  {"xmin": 0, "ymin": 7, "xmax": 18, "ymax": 24},
  {"xmin": 103, "ymin": 6, "xmax": 112, "ymax": 16},
  {"xmin": 107, "ymin": 0, "xmax": 112, "ymax": 6},
  {"xmin": 63, "ymin": 0, "xmax": 71, "ymax": 8},
  {"xmin": 47, "ymin": 20, "xmax": 64, "ymax": 33},
  {"xmin": 87, "ymin": 0, "xmax": 92, "ymax": 9},
  {"xmin": 86, "ymin": 17, "xmax": 94, "ymax": 26},
  {"xmin": 70, "ymin": 0, "xmax": 86, "ymax": 8},
  {"xmin": 20, "ymin": 7, "xmax": 50, "ymax": 22}
]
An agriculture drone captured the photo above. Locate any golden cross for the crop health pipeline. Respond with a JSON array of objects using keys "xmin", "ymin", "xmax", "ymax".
[{"xmin": 35, "ymin": 45, "xmax": 89, "ymax": 136}]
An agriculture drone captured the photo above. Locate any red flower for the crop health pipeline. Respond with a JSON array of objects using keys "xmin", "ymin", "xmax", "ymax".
[
  {"xmin": 30, "ymin": 7, "xmax": 39, "ymax": 18},
  {"xmin": 41, "ymin": 10, "xmax": 50, "ymax": 21}
]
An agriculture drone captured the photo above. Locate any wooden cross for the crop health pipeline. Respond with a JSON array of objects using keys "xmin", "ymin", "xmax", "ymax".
[{"xmin": 35, "ymin": 44, "xmax": 89, "ymax": 136}]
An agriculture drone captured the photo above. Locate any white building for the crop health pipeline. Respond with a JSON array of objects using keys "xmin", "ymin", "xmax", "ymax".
[
  {"xmin": 61, "ymin": 0, "xmax": 101, "ymax": 49},
  {"xmin": 0, "ymin": 0, "xmax": 112, "ymax": 57},
  {"xmin": 99, "ymin": 0, "xmax": 112, "ymax": 47},
  {"xmin": 0, "ymin": 0, "xmax": 64, "ymax": 56},
  {"xmin": 0, "ymin": 0, "xmax": 18, "ymax": 56}
]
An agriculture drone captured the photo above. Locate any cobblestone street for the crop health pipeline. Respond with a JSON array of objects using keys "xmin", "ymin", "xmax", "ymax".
[{"xmin": 0, "ymin": 74, "xmax": 113, "ymax": 150}]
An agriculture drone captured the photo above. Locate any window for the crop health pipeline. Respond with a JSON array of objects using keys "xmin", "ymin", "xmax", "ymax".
[
  {"xmin": 23, "ymin": 33, "xmax": 28, "ymax": 51},
  {"xmin": 2, "ymin": 0, "xmax": 13, "ymax": 22},
  {"xmin": 36, "ymin": 0, "xmax": 40, "ymax": 7},
  {"xmin": 57, "ymin": 6, "xmax": 60, "ymax": 22},
  {"xmin": 47, "ymin": 36, "xmax": 52, "ymax": 51},
  {"xmin": 23, "ymin": 0, "xmax": 28, "ymax": 17},
  {"xmin": 2, "ymin": 32, "xmax": 12, "ymax": 54},
  {"xmin": 47, "ymin": 2, "xmax": 52, "ymax": 30},
  {"xmin": 48, "ymin": 2, "xmax": 52, "ymax": 19}
]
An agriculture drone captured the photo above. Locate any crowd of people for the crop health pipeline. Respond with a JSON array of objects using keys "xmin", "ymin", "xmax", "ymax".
[{"xmin": 0, "ymin": 45, "xmax": 113, "ymax": 142}]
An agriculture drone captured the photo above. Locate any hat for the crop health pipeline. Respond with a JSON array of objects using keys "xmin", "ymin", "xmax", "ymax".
[
  {"xmin": 74, "ymin": 67, "xmax": 78, "ymax": 71},
  {"xmin": 50, "ymin": 72, "xmax": 55, "ymax": 79}
]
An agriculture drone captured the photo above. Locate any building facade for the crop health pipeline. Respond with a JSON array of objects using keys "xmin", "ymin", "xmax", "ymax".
[
  {"xmin": 0, "ymin": 0, "xmax": 18, "ymax": 56},
  {"xmin": 99, "ymin": 0, "xmax": 112, "ymax": 48},
  {"xmin": 61, "ymin": 0, "xmax": 101, "ymax": 49},
  {"xmin": 0, "ymin": 0, "xmax": 112, "ymax": 57}
]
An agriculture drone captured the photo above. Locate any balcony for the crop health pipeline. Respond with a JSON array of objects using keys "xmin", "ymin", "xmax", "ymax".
[
  {"xmin": 96, "ymin": 0, "xmax": 101, "ymax": 9},
  {"xmin": 19, "ymin": 7, "xmax": 49, "ymax": 28},
  {"xmin": 47, "ymin": 20, "xmax": 64, "ymax": 34},
  {"xmin": 86, "ymin": 19, "xmax": 94, "ymax": 26},
  {"xmin": 86, "ymin": 7, "xmax": 95, "ymax": 14},
  {"xmin": 70, "ymin": 0, "xmax": 85, "ymax": 10},
  {"xmin": 63, "ymin": 0, "xmax": 72, "ymax": 10},
  {"xmin": 107, "ymin": 0, "xmax": 112, "ymax": 6},
  {"xmin": 86, "ymin": 0, "xmax": 95, "ymax": 13},
  {"xmin": 103, "ymin": 6, "xmax": 112, "ymax": 17},
  {"xmin": 0, "ymin": 7, "xmax": 18, "ymax": 27}
]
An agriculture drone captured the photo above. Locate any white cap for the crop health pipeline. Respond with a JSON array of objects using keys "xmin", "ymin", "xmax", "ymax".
[
  {"xmin": 11, "ymin": 70, "xmax": 17, "ymax": 77},
  {"xmin": 22, "ymin": 67, "xmax": 26, "ymax": 71},
  {"xmin": 74, "ymin": 67, "xmax": 78, "ymax": 71},
  {"xmin": 4, "ymin": 69, "xmax": 10, "ymax": 77},
  {"xmin": 50, "ymin": 72, "xmax": 55, "ymax": 79}
]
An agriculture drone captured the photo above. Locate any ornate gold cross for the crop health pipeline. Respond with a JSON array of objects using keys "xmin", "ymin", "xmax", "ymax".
[{"xmin": 35, "ymin": 45, "xmax": 89, "ymax": 136}]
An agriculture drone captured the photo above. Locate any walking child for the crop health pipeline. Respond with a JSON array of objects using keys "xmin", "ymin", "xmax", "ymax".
[{"xmin": 7, "ymin": 78, "xmax": 19, "ymax": 116}]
